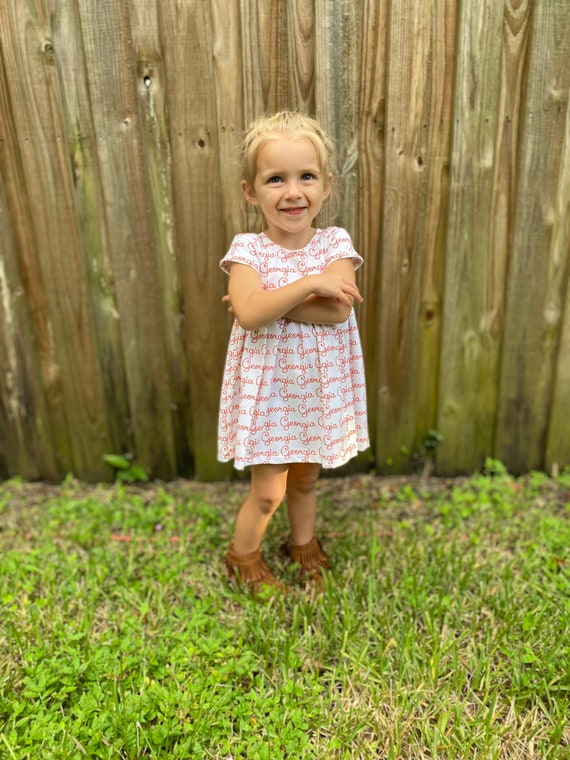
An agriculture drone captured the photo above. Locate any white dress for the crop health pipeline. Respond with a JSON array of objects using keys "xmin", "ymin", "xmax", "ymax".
[{"xmin": 217, "ymin": 226, "xmax": 369, "ymax": 470}]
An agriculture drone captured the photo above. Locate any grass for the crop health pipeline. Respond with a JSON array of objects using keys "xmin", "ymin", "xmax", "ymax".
[{"xmin": 0, "ymin": 460, "xmax": 569, "ymax": 759}]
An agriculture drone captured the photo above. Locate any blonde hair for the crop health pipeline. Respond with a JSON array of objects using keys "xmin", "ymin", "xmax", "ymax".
[{"xmin": 240, "ymin": 111, "xmax": 340, "ymax": 224}]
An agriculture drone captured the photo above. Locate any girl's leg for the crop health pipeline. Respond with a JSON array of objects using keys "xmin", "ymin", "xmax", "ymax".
[
  {"xmin": 285, "ymin": 462, "xmax": 321, "ymax": 545},
  {"xmin": 232, "ymin": 463, "xmax": 289, "ymax": 554}
]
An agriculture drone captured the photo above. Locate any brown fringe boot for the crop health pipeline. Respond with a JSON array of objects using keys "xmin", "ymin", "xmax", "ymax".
[
  {"xmin": 225, "ymin": 545, "xmax": 284, "ymax": 594},
  {"xmin": 281, "ymin": 536, "xmax": 330, "ymax": 592}
]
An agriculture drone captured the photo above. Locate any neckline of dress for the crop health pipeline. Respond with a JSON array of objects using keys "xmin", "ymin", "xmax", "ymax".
[{"xmin": 260, "ymin": 229, "xmax": 322, "ymax": 252}]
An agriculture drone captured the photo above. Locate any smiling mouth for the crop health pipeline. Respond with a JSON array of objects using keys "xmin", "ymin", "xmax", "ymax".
[{"xmin": 280, "ymin": 207, "xmax": 307, "ymax": 215}]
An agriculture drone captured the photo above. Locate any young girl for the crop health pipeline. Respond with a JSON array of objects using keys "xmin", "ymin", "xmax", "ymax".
[{"xmin": 218, "ymin": 111, "xmax": 369, "ymax": 592}]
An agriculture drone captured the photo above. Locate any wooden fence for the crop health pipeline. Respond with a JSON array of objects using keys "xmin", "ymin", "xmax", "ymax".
[{"xmin": 1, "ymin": 0, "xmax": 569, "ymax": 482}]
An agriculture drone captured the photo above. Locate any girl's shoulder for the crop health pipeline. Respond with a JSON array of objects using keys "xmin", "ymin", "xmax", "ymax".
[
  {"xmin": 229, "ymin": 232, "xmax": 264, "ymax": 251},
  {"xmin": 220, "ymin": 232, "xmax": 265, "ymax": 274},
  {"xmin": 319, "ymin": 225, "xmax": 352, "ymax": 242},
  {"xmin": 316, "ymin": 226, "xmax": 363, "ymax": 267}
]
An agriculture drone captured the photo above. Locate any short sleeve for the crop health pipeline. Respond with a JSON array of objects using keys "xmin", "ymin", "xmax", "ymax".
[
  {"xmin": 219, "ymin": 234, "xmax": 260, "ymax": 276},
  {"xmin": 322, "ymin": 227, "xmax": 363, "ymax": 270}
]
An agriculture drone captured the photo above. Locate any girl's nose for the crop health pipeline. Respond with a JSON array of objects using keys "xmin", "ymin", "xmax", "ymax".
[{"xmin": 284, "ymin": 181, "xmax": 302, "ymax": 198}]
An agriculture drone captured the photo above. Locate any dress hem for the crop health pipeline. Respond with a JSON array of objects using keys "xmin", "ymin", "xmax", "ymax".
[{"xmin": 217, "ymin": 443, "xmax": 370, "ymax": 471}]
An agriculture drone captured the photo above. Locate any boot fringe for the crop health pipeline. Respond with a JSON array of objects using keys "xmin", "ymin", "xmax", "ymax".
[
  {"xmin": 282, "ymin": 536, "xmax": 329, "ymax": 570},
  {"xmin": 281, "ymin": 536, "xmax": 330, "ymax": 590},
  {"xmin": 225, "ymin": 545, "xmax": 282, "ymax": 593}
]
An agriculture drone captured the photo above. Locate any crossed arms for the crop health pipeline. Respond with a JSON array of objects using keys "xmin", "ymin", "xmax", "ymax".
[{"xmin": 223, "ymin": 258, "xmax": 362, "ymax": 331}]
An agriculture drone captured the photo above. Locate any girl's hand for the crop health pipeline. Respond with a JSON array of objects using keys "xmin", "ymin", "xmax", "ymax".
[
  {"xmin": 222, "ymin": 294, "xmax": 234, "ymax": 314},
  {"xmin": 312, "ymin": 271, "xmax": 363, "ymax": 306}
]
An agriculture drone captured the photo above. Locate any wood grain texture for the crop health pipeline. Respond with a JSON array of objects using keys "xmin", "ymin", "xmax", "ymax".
[
  {"xmin": 437, "ymin": 0, "xmax": 532, "ymax": 474},
  {"xmin": 52, "ymin": 0, "xmax": 131, "ymax": 471},
  {"xmin": 376, "ymin": 0, "xmax": 457, "ymax": 471},
  {"xmin": 288, "ymin": 0, "xmax": 315, "ymax": 113},
  {"xmin": 495, "ymin": 1, "xmax": 570, "ymax": 471},
  {"xmin": 211, "ymin": 0, "xmax": 245, "ymax": 237},
  {"xmin": 129, "ymin": 0, "xmax": 194, "ymax": 474},
  {"xmin": 240, "ymin": 0, "xmax": 289, "ymax": 120},
  {"xmin": 0, "ymin": 0, "xmax": 113, "ymax": 478},
  {"xmin": 353, "ymin": 0, "xmax": 388, "ymax": 456},
  {"xmin": 314, "ymin": 0, "xmax": 361, "ymax": 233},
  {"xmin": 158, "ymin": 0, "xmax": 231, "ymax": 479},
  {"xmin": 75, "ymin": 0, "xmax": 177, "ymax": 478},
  {"xmin": 210, "ymin": 0, "xmax": 245, "ymax": 479},
  {"xmin": 0, "ymin": 170, "xmax": 60, "ymax": 479},
  {"xmin": 0, "ymin": 35, "xmax": 60, "ymax": 479},
  {"xmin": 545, "ymin": 89, "xmax": 570, "ymax": 471}
]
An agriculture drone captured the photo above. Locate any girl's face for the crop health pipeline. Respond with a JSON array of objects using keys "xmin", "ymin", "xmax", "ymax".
[{"xmin": 242, "ymin": 136, "xmax": 332, "ymax": 249}]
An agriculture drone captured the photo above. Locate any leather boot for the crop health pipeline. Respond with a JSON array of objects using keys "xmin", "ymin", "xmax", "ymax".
[
  {"xmin": 280, "ymin": 535, "xmax": 330, "ymax": 592},
  {"xmin": 225, "ymin": 544, "xmax": 284, "ymax": 594}
]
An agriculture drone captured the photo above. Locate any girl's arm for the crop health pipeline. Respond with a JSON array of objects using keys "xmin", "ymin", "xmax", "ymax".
[
  {"xmin": 283, "ymin": 259, "xmax": 359, "ymax": 324},
  {"xmin": 227, "ymin": 259, "xmax": 362, "ymax": 331}
]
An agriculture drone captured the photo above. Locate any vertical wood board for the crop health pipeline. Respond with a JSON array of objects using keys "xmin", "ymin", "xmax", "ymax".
[
  {"xmin": 495, "ymin": 1, "xmax": 570, "ymax": 471},
  {"xmin": 158, "ymin": 0, "xmax": 231, "ymax": 479},
  {"xmin": 354, "ymin": 0, "xmax": 389, "ymax": 453},
  {"xmin": 1, "ymin": 0, "xmax": 113, "ymax": 477},
  {"xmin": 437, "ymin": 1, "xmax": 522, "ymax": 473},
  {"xmin": 76, "ymin": 0, "xmax": 178, "ymax": 478},
  {"xmin": 376, "ymin": 1, "xmax": 456, "ymax": 470}
]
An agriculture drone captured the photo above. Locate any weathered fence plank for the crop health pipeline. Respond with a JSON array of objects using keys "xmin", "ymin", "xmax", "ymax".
[
  {"xmin": 1, "ymin": 0, "xmax": 114, "ymax": 478},
  {"xmin": 52, "ymin": 0, "xmax": 132, "ymax": 472},
  {"xmin": 375, "ymin": 1, "xmax": 457, "ymax": 470},
  {"xmin": 128, "ymin": 0, "xmax": 195, "ymax": 475},
  {"xmin": 240, "ymin": 0, "xmax": 289, "ymax": 119},
  {"xmin": 353, "ymin": 0, "xmax": 388, "ymax": 455},
  {"xmin": 158, "ymin": 1, "xmax": 232, "ymax": 479},
  {"xmin": 0, "ymin": 172, "xmax": 60, "ymax": 479},
  {"xmin": 546, "ymin": 92, "xmax": 570, "ymax": 472},
  {"xmin": 315, "ymin": 0, "xmax": 361, "ymax": 236},
  {"xmin": 210, "ymin": 0, "xmax": 246, "ymax": 474},
  {"xmin": 288, "ymin": 0, "xmax": 315, "ymax": 114},
  {"xmin": 210, "ymin": 0, "xmax": 245, "ymax": 237},
  {"xmin": 437, "ymin": 0, "xmax": 530, "ymax": 474},
  {"xmin": 0, "ymin": 42, "xmax": 62, "ymax": 480},
  {"xmin": 495, "ymin": 1, "xmax": 570, "ymax": 471},
  {"xmin": 74, "ymin": 0, "xmax": 178, "ymax": 479}
]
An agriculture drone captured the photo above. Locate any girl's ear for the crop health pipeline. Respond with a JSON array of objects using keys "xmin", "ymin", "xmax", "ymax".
[
  {"xmin": 241, "ymin": 180, "xmax": 258, "ymax": 205},
  {"xmin": 323, "ymin": 172, "xmax": 333, "ymax": 199}
]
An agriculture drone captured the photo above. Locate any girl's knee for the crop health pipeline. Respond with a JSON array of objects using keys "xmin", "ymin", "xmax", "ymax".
[
  {"xmin": 251, "ymin": 492, "xmax": 283, "ymax": 516},
  {"xmin": 288, "ymin": 464, "xmax": 321, "ymax": 495},
  {"xmin": 249, "ymin": 465, "xmax": 288, "ymax": 515}
]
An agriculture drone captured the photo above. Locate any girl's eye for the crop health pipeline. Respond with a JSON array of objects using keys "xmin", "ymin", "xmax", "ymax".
[
  {"xmin": 301, "ymin": 173, "xmax": 315, "ymax": 181},
  {"xmin": 267, "ymin": 176, "xmax": 283, "ymax": 184}
]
